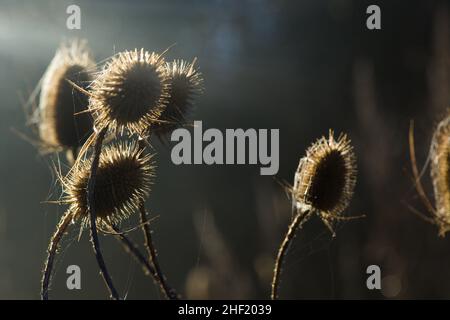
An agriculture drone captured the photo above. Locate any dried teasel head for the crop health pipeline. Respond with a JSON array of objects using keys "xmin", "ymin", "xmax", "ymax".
[
  {"xmin": 38, "ymin": 39, "xmax": 95, "ymax": 151},
  {"xmin": 90, "ymin": 49, "xmax": 169, "ymax": 136},
  {"xmin": 60, "ymin": 142, "xmax": 154, "ymax": 226},
  {"xmin": 153, "ymin": 59, "xmax": 203, "ymax": 138},
  {"xmin": 292, "ymin": 130, "xmax": 357, "ymax": 232},
  {"xmin": 430, "ymin": 114, "xmax": 450, "ymax": 234}
]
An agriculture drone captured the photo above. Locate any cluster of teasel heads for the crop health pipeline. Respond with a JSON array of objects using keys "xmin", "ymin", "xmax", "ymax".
[
  {"xmin": 35, "ymin": 39, "xmax": 362, "ymax": 301},
  {"xmin": 36, "ymin": 39, "xmax": 203, "ymax": 300},
  {"xmin": 31, "ymin": 38, "xmax": 449, "ymax": 300}
]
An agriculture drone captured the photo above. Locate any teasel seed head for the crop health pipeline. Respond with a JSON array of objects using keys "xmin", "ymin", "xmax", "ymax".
[
  {"xmin": 153, "ymin": 59, "xmax": 203, "ymax": 137},
  {"xmin": 90, "ymin": 49, "xmax": 169, "ymax": 136},
  {"xmin": 61, "ymin": 142, "xmax": 154, "ymax": 226},
  {"xmin": 430, "ymin": 114, "xmax": 450, "ymax": 234},
  {"xmin": 38, "ymin": 39, "xmax": 95, "ymax": 150},
  {"xmin": 292, "ymin": 130, "xmax": 357, "ymax": 219}
]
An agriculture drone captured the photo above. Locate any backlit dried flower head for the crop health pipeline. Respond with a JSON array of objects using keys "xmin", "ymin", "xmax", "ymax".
[
  {"xmin": 271, "ymin": 130, "xmax": 358, "ymax": 299},
  {"xmin": 90, "ymin": 49, "xmax": 169, "ymax": 136},
  {"xmin": 38, "ymin": 39, "xmax": 95, "ymax": 151},
  {"xmin": 430, "ymin": 114, "xmax": 450, "ymax": 234},
  {"xmin": 292, "ymin": 130, "xmax": 357, "ymax": 232},
  {"xmin": 61, "ymin": 142, "xmax": 154, "ymax": 226},
  {"xmin": 153, "ymin": 59, "xmax": 203, "ymax": 137}
]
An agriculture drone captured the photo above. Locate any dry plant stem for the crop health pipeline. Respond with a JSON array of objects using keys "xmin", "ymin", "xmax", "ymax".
[
  {"xmin": 109, "ymin": 225, "xmax": 157, "ymax": 277},
  {"xmin": 408, "ymin": 121, "xmax": 436, "ymax": 214},
  {"xmin": 271, "ymin": 210, "xmax": 310, "ymax": 300},
  {"xmin": 137, "ymin": 138, "xmax": 178, "ymax": 299},
  {"xmin": 87, "ymin": 125, "xmax": 120, "ymax": 300},
  {"xmin": 41, "ymin": 210, "xmax": 72, "ymax": 300},
  {"xmin": 139, "ymin": 202, "xmax": 178, "ymax": 299}
]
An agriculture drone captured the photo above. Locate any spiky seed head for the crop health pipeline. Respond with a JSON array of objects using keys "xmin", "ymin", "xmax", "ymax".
[
  {"xmin": 39, "ymin": 40, "xmax": 95, "ymax": 150},
  {"xmin": 61, "ymin": 142, "xmax": 154, "ymax": 226},
  {"xmin": 153, "ymin": 59, "xmax": 203, "ymax": 137},
  {"xmin": 430, "ymin": 114, "xmax": 450, "ymax": 234},
  {"xmin": 90, "ymin": 49, "xmax": 169, "ymax": 135},
  {"xmin": 293, "ymin": 130, "xmax": 357, "ymax": 216}
]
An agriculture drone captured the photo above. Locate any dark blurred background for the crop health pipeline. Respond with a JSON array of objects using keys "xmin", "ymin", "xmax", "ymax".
[{"xmin": 0, "ymin": 0, "xmax": 449, "ymax": 299}]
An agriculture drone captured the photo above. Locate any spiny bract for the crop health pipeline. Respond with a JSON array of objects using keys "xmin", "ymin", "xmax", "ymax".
[
  {"xmin": 90, "ymin": 49, "xmax": 169, "ymax": 136},
  {"xmin": 38, "ymin": 39, "xmax": 94, "ymax": 150},
  {"xmin": 61, "ymin": 142, "xmax": 154, "ymax": 226}
]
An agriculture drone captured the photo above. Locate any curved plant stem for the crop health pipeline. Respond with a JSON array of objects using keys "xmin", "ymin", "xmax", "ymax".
[
  {"xmin": 408, "ymin": 121, "xmax": 436, "ymax": 214},
  {"xmin": 139, "ymin": 203, "xmax": 178, "ymax": 299},
  {"xmin": 109, "ymin": 221, "xmax": 178, "ymax": 299},
  {"xmin": 136, "ymin": 138, "xmax": 178, "ymax": 299},
  {"xmin": 87, "ymin": 126, "xmax": 120, "ymax": 300},
  {"xmin": 41, "ymin": 210, "xmax": 73, "ymax": 300},
  {"xmin": 271, "ymin": 210, "xmax": 310, "ymax": 300},
  {"xmin": 109, "ymin": 225, "xmax": 157, "ymax": 278}
]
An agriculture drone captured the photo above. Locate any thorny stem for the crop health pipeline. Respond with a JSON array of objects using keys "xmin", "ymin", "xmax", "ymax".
[
  {"xmin": 41, "ymin": 210, "xmax": 73, "ymax": 300},
  {"xmin": 137, "ymin": 138, "xmax": 178, "ymax": 300},
  {"xmin": 109, "ymin": 225, "xmax": 157, "ymax": 278},
  {"xmin": 139, "ymin": 197, "xmax": 178, "ymax": 299},
  {"xmin": 110, "ymin": 224, "xmax": 185, "ymax": 298},
  {"xmin": 87, "ymin": 126, "xmax": 120, "ymax": 300},
  {"xmin": 271, "ymin": 210, "xmax": 310, "ymax": 300}
]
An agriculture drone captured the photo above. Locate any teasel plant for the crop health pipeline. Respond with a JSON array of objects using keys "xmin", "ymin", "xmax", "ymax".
[
  {"xmin": 67, "ymin": 48, "xmax": 202, "ymax": 299},
  {"xmin": 28, "ymin": 39, "xmax": 95, "ymax": 163},
  {"xmin": 62, "ymin": 48, "xmax": 169, "ymax": 299},
  {"xmin": 408, "ymin": 112, "xmax": 450, "ymax": 236},
  {"xmin": 41, "ymin": 142, "xmax": 157, "ymax": 299},
  {"xmin": 32, "ymin": 41, "xmax": 162, "ymax": 299},
  {"xmin": 137, "ymin": 57, "xmax": 203, "ymax": 297},
  {"xmin": 271, "ymin": 130, "xmax": 361, "ymax": 299}
]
